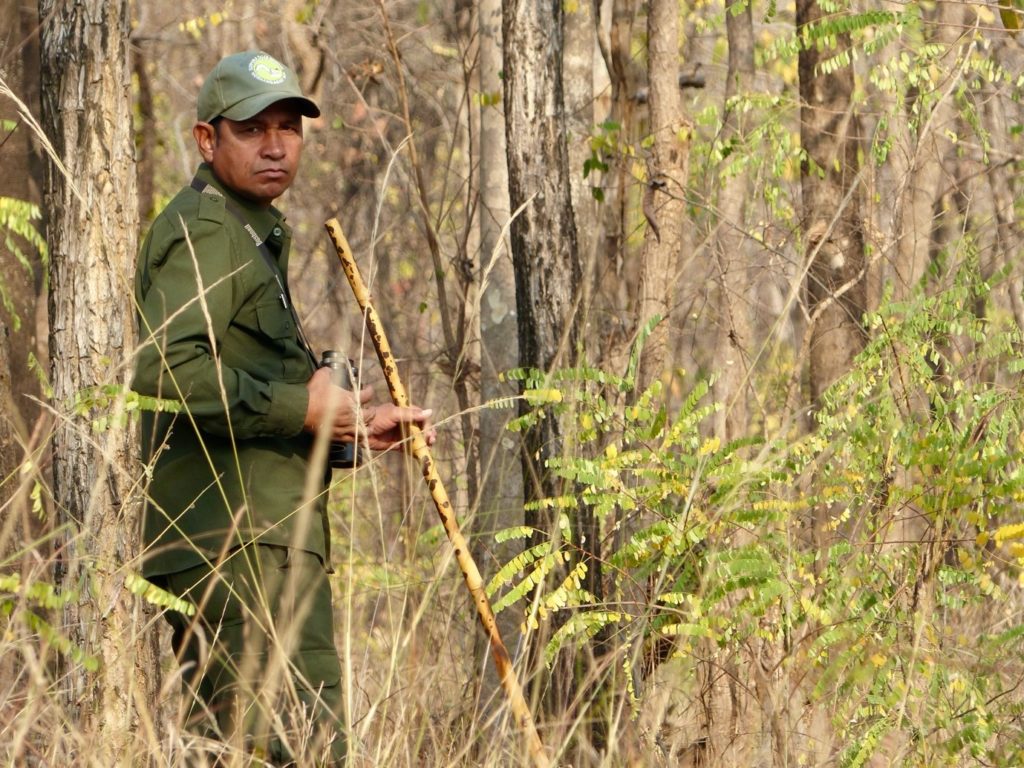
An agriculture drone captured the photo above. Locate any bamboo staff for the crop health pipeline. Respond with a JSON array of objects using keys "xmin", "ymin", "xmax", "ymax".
[{"xmin": 325, "ymin": 219, "xmax": 549, "ymax": 768}]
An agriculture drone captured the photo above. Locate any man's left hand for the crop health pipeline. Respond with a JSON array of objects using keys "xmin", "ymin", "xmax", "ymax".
[{"xmin": 363, "ymin": 404, "xmax": 435, "ymax": 452}]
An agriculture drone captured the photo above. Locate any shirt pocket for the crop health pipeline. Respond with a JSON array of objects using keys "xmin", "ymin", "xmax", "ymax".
[{"xmin": 255, "ymin": 298, "xmax": 295, "ymax": 340}]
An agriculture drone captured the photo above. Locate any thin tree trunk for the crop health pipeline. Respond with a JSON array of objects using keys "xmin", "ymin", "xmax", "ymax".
[
  {"xmin": 283, "ymin": 0, "xmax": 326, "ymax": 108},
  {"xmin": 889, "ymin": 2, "xmax": 967, "ymax": 301},
  {"xmin": 710, "ymin": 0, "xmax": 755, "ymax": 441},
  {"xmin": 0, "ymin": 0, "xmax": 44, "ymax": 545},
  {"xmin": 564, "ymin": 0, "xmax": 597, "ymax": 271},
  {"xmin": 636, "ymin": 0, "xmax": 687, "ymax": 391},
  {"xmin": 983, "ymin": 67, "xmax": 1024, "ymax": 330},
  {"xmin": 132, "ymin": 43, "xmax": 155, "ymax": 225},
  {"xmin": 503, "ymin": 0, "xmax": 581, "ymax": 506},
  {"xmin": 473, "ymin": 0, "xmax": 526, "ymax": 736},
  {"xmin": 38, "ymin": 0, "xmax": 161, "ymax": 759},
  {"xmin": 503, "ymin": 0, "xmax": 582, "ymax": 731},
  {"xmin": 597, "ymin": 0, "xmax": 639, "ymax": 376},
  {"xmin": 796, "ymin": 0, "xmax": 867, "ymax": 408},
  {"xmin": 562, "ymin": 2, "xmax": 608, "ymax": 748}
]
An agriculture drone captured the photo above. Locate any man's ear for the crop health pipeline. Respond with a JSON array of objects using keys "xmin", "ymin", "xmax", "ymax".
[{"xmin": 193, "ymin": 122, "xmax": 216, "ymax": 162}]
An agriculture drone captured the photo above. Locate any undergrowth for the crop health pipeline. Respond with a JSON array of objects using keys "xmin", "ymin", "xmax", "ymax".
[
  {"xmin": 487, "ymin": 251, "xmax": 1024, "ymax": 765},
  {"xmin": 4, "ymin": 254, "xmax": 1024, "ymax": 765}
]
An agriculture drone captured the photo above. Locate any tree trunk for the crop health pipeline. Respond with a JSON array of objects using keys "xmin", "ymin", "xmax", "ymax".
[
  {"xmin": 562, "ymin": 3, "xmax": 609, "ymax": 752},
  {"xmin": 503, "ymin": 0, "xmax": 583, "ymax": 732},
  {"xmin": 595, "ymin": 0, "xmax": 639, "ymax": 376},
  {"xmin": 473, "ymin": 0, "xmax": 527, "ymax": 732},
  {"xmin": 38, "ymin": 0, "xmax": 161, "ymax": 760},
  {"xmin": 636, "ymin": 0, "xmax": 687, "ymax": 391},
  {"xmin": 564, "ymin": 0, "xmax": 598, "ymax": 275},
  {"xmin": 132, "ymin": 42, "xmax": 156, "ymax": 225},
  {"xmin": 0, "ymin": 0, "xmax": 45, "ymax": 550},
  {"xmin": 503, "ymin": 0, "xmax": 581, "ymax": 503},
  {"xmin": 710, "ymin": 0, "xmax": 755, "ymax": 441},
  {"xmin": 983, "ymin": 51, "xmax": 1024, "ymax": 330},
  {"xmin": 888, "ymin": 2, "xmax": 967, "ymax": 301},
  {"xmin": 796, "ymin": 0, "xmax": 867, "ymax": 408}
]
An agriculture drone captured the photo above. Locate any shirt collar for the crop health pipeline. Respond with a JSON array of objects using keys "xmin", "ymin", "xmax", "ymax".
[{"xmin": 194, "ymin": 163, "xmax": 287, "ymax": 243}]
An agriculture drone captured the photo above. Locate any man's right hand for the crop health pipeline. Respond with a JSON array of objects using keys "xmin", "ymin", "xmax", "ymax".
[{"xmin": 303, "ymin": 366, "xmax": 374, "ymax": 442}]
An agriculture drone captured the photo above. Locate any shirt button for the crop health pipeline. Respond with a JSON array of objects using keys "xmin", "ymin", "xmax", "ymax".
[{"xmin": 272, "ymin": 227, "xmax": 283, "ymax": 237}]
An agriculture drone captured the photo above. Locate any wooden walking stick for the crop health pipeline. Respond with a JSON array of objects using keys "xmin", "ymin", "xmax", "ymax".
[{"xmin": 325, "ymin": 219, "xmax": 549, "ymax": 768}]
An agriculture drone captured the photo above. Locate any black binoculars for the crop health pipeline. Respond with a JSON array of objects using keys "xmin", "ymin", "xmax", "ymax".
[{"xmin": 319, "ymin": 350, "xmax": 364, "ymax": 469}]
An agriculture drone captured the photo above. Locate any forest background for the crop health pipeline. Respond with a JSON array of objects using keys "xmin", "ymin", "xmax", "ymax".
[{"xmin": 3, "ymin": 0, "xmax": 1024, "ymax": 766}]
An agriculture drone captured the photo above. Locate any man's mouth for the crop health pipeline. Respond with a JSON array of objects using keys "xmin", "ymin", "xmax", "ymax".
[{"xmin": 257, "ymin": 168, "xmax": 287, "ymax": 180}]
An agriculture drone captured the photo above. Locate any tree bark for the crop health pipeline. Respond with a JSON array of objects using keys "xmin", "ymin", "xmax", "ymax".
[
  {"xmin": 797, "ymin": 0, "xmax": 867, "ymax": 408},
  {"xmin": 0, "ymin": 0, "xmax": 44, "ymax": 549},
  {"xmin": 888, "ymin": 2, "xmax": 967, "ymax": 301},
  {"xmin": 132, "ymin": 42, "xmax": 156, "ymax": 225},
  {"xmin": 503, "ymin": 0, "xmax": 583, "ymax": 730},
  {"xmin": 595, "ymin": 0, "xmax": 639, "ymax": 375},
  {"xmin": 564, "ymin": 0, "xmax": 597, "ymax": 272},
  {"xmin": 38, "ymin": 0, "xmax": 161, "ymax": 759},
  {"xmin": 636, "ymin": 0, "xmax": 687, "ymax": 391},
  {"xmin": 710, "ymin": 0, "xmax": 755, "ymax": 441},
  {"xmin": 503, "ymin": 0, "xmax": 582, "ymax": 501},
  {"xmin": 473, "ymin": 0, "xmax": 527, "ymax": 729}
]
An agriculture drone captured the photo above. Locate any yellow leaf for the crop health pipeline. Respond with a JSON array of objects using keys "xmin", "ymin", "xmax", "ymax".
[
  {"xmin": 995, "ymin": 522, "xmax": 1024, "ymax": 543},
  {"xmin": 699, "ymin": 437, "xmax": 720, "ymax": 456},
  {"xmin": 524, "ymin": 388, "xmax": 562, "ymax": 405},
  {"xmin": 999, "ymin": 0, "xmax": 1023, "ymax": 34}
]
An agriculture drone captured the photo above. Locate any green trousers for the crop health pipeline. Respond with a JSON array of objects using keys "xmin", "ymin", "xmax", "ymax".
[{"xmin": 158, "ymin": 544, "xmax": 346, "ymax": 765}]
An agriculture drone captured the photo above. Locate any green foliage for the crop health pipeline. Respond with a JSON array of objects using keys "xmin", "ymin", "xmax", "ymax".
[
  {"xmin": 0, "ymin": 573, "xmax": 99, "ymax": 671},
  {"xmin": 72, "ymin": 384, "xmax": 182, "ymax": 433},
  {"xmin": 0, "ymin": 195, "xmax": 48, "ymax": 331},
  {"xmin": 124, "ymin": 573, "xmax": 195, "ymax": 616},
  {"xmin": 583, "ymin": 120, "xmax": 622, "ymax": 203},
  {"xmin": 1, "ymin": 569, "xmax": 192, "ymax": 678},
  {"xmin": 491, "ymin": 250, "xmax": 1024, "ymax": 762}
]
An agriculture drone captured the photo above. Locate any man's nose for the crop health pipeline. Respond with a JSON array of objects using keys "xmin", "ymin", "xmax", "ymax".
[{"xmin": 262, "ymin": 131, "xmax": 285, "ymax": 158}]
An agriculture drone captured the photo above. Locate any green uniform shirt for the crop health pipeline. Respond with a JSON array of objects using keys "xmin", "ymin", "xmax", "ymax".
[{"xmin": 133, "ymin": 163, "xmax": 328, "ymax": 576}]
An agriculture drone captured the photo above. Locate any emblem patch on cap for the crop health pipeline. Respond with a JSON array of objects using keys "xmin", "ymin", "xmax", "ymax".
[{"xmin": 248, "ymin": 54, "xmax": 287, "ymax": 85}]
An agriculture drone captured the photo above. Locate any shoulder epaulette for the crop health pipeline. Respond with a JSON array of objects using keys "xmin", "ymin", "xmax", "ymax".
[{"xmin": 197, "ymin": 190, "xmax": 226, "ymax": 224}]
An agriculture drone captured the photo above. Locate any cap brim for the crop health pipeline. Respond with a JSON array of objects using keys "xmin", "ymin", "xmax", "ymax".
[{"xmin": 215, "ymin": 93, "xmax": 320, "ymax": 122}]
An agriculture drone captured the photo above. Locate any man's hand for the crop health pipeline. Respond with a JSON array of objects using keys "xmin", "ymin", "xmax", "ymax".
[
  {"xmin": 304, "ymin": 366, "xmax": 434, "ymax": 451},
  {"xmin": 363, "ymin": 402, "xmax": 434, "ymax": 451},
  {"xmin": 304, "ymin": 366, "xmax": 367, "ymax": 441}
]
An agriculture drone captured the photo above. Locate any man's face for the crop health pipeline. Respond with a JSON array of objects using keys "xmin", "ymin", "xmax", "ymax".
[{"xmin": 193, "ymin": 100, "xmax": 304, "ymax": 207}]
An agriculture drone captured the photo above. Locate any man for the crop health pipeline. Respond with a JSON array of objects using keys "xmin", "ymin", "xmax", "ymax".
[{"xmin": 132, "ymin": 51, "xmax": 432, "ymax": 765}]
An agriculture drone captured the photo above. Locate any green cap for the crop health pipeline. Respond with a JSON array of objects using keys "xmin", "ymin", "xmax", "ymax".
[{"xmin": 197, "ymin": 51, "xmax": 320, "ymax": 123}]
